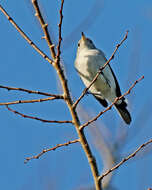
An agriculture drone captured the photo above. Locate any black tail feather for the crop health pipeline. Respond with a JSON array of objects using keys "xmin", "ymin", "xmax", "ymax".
[{"xmin": 115, "ymin": 103, "xmax": 131, "ymax": 125}]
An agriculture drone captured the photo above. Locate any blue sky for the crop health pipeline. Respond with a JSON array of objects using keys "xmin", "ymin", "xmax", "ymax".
[{"xmin": 0, "ymin": 0, "xmax": 152, "ymax": 190}]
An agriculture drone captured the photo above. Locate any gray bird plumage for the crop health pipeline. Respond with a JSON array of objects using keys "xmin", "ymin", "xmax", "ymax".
[{"xmin": 75, "ymin": 32, "xmax": 131, "ymax": 124}]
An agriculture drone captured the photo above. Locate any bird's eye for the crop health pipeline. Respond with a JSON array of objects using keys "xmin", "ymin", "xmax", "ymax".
[{"xmin": 78, "ymin": 43, "xmax": 80, "ymax": 47}]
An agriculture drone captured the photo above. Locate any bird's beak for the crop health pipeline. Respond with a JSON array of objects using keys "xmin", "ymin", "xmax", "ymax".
[{"xmin": 81, "ymin": 32, "xmax": 86, "ymax": 41}]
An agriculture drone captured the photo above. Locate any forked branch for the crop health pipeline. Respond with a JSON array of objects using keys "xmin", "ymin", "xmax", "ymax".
[{"xmin": 31, "ymin": 1, "xmax": 101, "ymax": 189}]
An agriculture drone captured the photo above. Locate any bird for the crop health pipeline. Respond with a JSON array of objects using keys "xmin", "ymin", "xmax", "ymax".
[{"xmin": 74, "ymin": 32, "xmax": 131, "ymax": 124}]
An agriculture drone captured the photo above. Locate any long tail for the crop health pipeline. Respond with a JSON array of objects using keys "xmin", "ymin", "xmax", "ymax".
[{"xmin": 114, "ymin": 102, "xmax": 131, "ymax": 125}]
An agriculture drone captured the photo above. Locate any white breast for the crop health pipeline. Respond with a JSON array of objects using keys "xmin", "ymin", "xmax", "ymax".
[{"xmin": 75, "ymin": 48, "xmax": 117, "ymax": 102}]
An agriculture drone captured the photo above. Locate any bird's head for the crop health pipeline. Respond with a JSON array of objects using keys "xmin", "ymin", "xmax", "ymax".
[{"xmin": 77, "ymin": 32, "xmax": 96, "ymax": 53}]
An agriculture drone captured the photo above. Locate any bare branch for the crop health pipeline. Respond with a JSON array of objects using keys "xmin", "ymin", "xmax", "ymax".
[
  {"xmin": 80, "ymin": 76, "xmax": 144, "ymax": 130},
  {"xmin": 6, "ymin": 106, "xmax": 73, "ymax": 124},
  {"xmin": 24, "ymin": 139, "xmax": 80, "ymax": 164},
  {"xmin": 0, "ymin": 85, "xmax": 63, "ymax": 97},
  {"xmin": 0, "ymin": 96, "xmax": 60, "ymax": 106},
  {"xmin": 0, "ymin": 4, "xmax": 53, "ymax": 64},
  {"xmin": 31, "ymin": 1, "xmax": 101, "ymax": 189},
  {"xmin": 32, "ymin": 0, "xmax": 56, "ymax": 59},
  {"xmin": 98, "ymin": 138, "xmax": 152, "ymax": 181},
  {"xmin": 73, "ymin": 31, "xmax": 129, "ymax": 109}
]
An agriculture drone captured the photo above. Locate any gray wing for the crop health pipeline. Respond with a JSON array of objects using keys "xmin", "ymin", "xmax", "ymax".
[{"xmin": 96, "ymin": 49, "xmax": 122, "ymax": 97}]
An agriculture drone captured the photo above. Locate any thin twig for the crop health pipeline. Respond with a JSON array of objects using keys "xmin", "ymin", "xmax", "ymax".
[
  {"xmin": 24, "ymin": 139, "xmax": 80, "ymax": 164},
  {"xmin": 0, "ymin": 85, "xmax": 63, "ymax": 97},
  {"xmin": 56, "ymin": 0, "xmax": 64, "ymax": 60},
  {"xmin": 80, "ymin": 76, "xmax": 144, "ymax": 130},
  {"xmin": 6, "ymin": 106, "xmax": 73, "ymax": 124},
  {"xmin": 0, "ymin": 4, "xmax": 53, "ymax": 65},
  {"xmin": 0, "ymin": 96, "xmax": 59, "ymax": 106},
  {"xmin": 73, "ymin": 31, "xmax": 129, "ymax": 109},
  {"xmin": 32, "ymin": 0, "xmax": 56, "ymax": 59},
  {"xmin": 98, "ymin": 138, "xmax": 152, "ymax": 181}
]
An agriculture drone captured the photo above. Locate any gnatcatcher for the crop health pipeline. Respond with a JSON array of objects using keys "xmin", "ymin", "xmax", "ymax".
[{"xmin": 75, "ymin": 32, "xmax": 131, "ymax": 124}]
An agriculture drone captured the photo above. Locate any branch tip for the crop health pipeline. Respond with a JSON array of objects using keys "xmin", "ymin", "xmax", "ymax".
[{"xmin": 24, "ymin": 139, "xmax": 79, "ymax": 163}]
